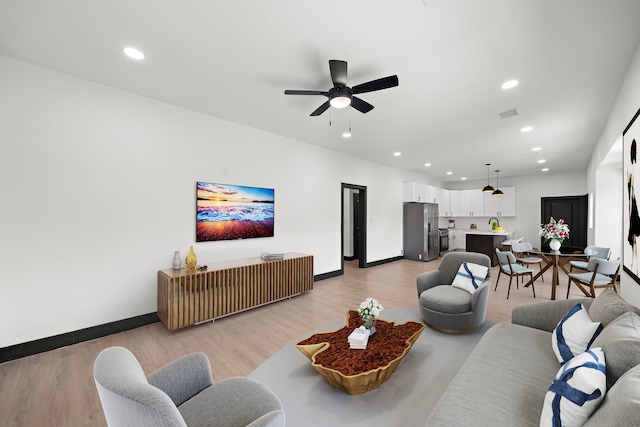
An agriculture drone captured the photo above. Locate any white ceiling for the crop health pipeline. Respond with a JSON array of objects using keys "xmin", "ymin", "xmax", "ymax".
[{"xmin": 2, "ymin": 0, "xmax": 639, "ymax": 183}]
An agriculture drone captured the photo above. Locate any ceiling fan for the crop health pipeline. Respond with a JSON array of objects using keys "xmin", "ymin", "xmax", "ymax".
[{"xmin": 284, "ymin": 60, "xmax": 399, "ymax": 116}]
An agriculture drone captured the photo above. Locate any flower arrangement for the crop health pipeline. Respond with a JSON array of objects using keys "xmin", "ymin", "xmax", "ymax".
[
  {"xmin": 539, "ymin": 217, "xmax": 570, "ymax": 243},
  {"xmin": 358, "ymin": 297, "xmax": 384, "ymax": 318}
]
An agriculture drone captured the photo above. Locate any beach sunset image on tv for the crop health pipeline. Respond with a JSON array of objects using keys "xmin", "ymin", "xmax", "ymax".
[{"xmin": 196, "ymin": 182, "xmax": 275, "ymax": 242}]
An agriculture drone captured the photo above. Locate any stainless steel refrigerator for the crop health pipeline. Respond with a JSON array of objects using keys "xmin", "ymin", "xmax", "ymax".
[{"xmin": 403, "ymin": 202, "xmax": 439, "ymax": 261}]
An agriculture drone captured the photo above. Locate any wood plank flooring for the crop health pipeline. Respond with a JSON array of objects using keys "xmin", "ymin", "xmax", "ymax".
[{"xmin": 0, "ymin": 257, "xmax": 592, "ymax": 426}]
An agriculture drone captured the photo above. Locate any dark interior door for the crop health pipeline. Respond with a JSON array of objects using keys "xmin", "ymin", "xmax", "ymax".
[
  {"xmin": 541, "ymin": 195, "xmax": 588, "ymax": 253},
  {"xmin": 352, "ymin": 192, "xmax": 360, "ymax": 258}
]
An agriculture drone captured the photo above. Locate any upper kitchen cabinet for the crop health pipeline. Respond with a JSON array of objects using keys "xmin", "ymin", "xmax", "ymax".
[
  {"xmin": 403, "ymin": 182, "xmax": 428, "ymax": 202},
  {"xmin": 402, "ymin": 183, "xmax": 516, "ymax": 217},
  {"xmin": 449, "ymin": 190, "xmax": 460, "ymax": 216},
  {"xmin": 440, "ymin": 189, "xmax": 451, "ymax": 217},
  {"xmin": 483, "ymin": 186, "xmax": 516, "ymax": 216},
  {"xmin": 458, "ymin": 189, "xmax": 485, "ymax": 216},
  {"xmin": 426, "ymin": 185, "xmax": 442, "ymax": 205}
]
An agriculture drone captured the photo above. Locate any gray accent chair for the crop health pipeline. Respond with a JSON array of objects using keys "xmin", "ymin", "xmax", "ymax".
[
  {"xmin": 94, "ymin": 346, "xmax": 285, "ymax": 427},
  {"xmin": 416, "ymin": 251, "xmax": 491, "ymax": 333}
]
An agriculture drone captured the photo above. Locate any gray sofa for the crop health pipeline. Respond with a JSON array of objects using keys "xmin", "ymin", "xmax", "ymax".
[{"xmin": 425, "ymin": 290, "xmax": 640, "ymax": 426}]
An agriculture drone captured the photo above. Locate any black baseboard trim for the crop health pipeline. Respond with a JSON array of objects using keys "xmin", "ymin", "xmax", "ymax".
[
  {"xmin": 343, "ymin": 255, "xmax": 358, "ymax": 261},
  {"xmin": 366, "ymin": 256, "xmax": 403, "ymax": 268},
  {"xmin": 2, "ymin": 259, "xmax": 404, "ymax": 363},
  {"xmin": 314, "ymin": 270, "xmax": 343, "ymax": 281},
  {"xmin": 0, "ymin": 312, "xmax": 159, "ymax": 363}
]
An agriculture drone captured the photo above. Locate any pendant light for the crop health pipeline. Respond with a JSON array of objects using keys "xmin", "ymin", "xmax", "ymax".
[
  {"xmin": 492, "ymin": 170, "xmax": 504, "ymax": 196},
  {"xmin": 482, "ymin": 163, "xmax": 495, "ymax": 193}
]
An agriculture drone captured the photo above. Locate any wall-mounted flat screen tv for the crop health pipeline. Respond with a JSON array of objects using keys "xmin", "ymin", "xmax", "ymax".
[{"xmin": 196, "ymin": 182, "xmax": 275, "ymax": 242}]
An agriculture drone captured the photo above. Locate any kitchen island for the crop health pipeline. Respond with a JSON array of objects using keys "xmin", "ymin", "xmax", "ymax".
[{"xmin": 466, "ymin": 231, "xmax": 514, "ymax": 266}]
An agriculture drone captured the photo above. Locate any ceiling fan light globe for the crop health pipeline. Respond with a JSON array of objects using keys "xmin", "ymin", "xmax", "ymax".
[{"xmin": 330, "ymin": 96, "xmax": 351, "ymax": 109}]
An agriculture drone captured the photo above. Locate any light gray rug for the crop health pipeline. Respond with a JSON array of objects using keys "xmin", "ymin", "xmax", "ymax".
[{"xmin": 249, "ymin": 308, "xmax": 494, "ymax": 427}]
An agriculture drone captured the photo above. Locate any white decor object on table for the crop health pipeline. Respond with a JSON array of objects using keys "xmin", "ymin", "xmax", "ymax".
[
  {"xmin": 358, "ymin": 297, "xmax": 384, "ymax": 336},
  {"xmin": 348, "ymin": 326, "xmax": 371, "ymax": 349}
]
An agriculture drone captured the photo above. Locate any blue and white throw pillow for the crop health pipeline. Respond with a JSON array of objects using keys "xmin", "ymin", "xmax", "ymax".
[
  {"xmin": 451, "ymin": 262, "xmax": 489, "ymax": 294},
  {"xmin": 540, "ymin": 347, "xmax": 606, "ymax": 427},
  {"xmin": 552, "ymin": 304, "xmax": 603, "ymax": 365}
]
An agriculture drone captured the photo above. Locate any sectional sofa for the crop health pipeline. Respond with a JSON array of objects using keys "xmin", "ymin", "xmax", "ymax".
[{"xmin": 426, "ymin": 290, "xmax": 640, "ymax": 426}]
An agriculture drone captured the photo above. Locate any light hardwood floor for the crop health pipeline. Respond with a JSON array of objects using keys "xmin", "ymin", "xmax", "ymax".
[{"xmin": 0, "ymin": 257, "xmax": 592, "ymax": 426}]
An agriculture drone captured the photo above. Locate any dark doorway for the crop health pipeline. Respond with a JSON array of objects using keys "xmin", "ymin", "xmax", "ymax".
[
  {"xmin": 541, "ymin": 195, "xmax": 588, "ymax": 253},
  {"xmin": 352, "ymin": 192, "xmax": 361, "ymax": 259},
  {"xmin": 341, "ymin": 183, "xmax": 367, "ymax": 270}
]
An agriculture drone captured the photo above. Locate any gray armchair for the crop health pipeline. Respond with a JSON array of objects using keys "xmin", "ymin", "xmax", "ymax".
[
  {"xmin": 417, "ymin": 252, "xmax": 491, "ymax": 333},
  {"xmin": 94, "ymin": 346, "xmax": 285, "ymax": 427}
]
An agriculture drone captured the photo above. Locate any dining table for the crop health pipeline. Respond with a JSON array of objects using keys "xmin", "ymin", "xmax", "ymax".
[{"xmin": 525, "ymin": 250, "xmax": 591, "ymax": 300}]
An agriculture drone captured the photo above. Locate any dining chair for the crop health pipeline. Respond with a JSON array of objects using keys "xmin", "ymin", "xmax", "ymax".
[
  {"xmin": 510, "ymin": 241, "xmax": 544, "ymax": 282},
  {"xmin": 569, "ymin": 245, "xmax": 611, "ymax": 272},
  {"xmin": 566, "ymin": 258, "xmax": 620, "ymax": 298},
  {"xmin": 495, "ymin": 248, "xmax": 536, "ymax": 299},
  {"xmin": 500, "ymin": 236, "xmax": 524, "ymax": 251}
]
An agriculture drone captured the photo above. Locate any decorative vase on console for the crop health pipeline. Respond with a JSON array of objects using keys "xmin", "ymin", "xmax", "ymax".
[
  {"xmin": 172, "ymin": 251, "xmax": 181, "ymax": 270},
  {"xmin": 549, "ymin": 239, "xmax": 561, "ymax": 251},
  {"xmin": 185, "ymin": 246, "xmax": 197, "ymax": 271}
]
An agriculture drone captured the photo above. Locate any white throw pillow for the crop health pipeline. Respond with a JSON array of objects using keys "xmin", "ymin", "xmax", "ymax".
[
  {"xmin": 540, "ymin": 347, "xmax": 606, "ymax": 427},
  {"xmin": 552, "ymin": 304, "xmax": 603, "ymax": 365},
  {"xmin": 451, "ymin": 262, "xmax": 489, "ymax": 294}
]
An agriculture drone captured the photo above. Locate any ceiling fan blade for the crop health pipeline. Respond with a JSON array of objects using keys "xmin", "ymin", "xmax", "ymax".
[
  {"xmin": 310, "ymin": 101, "xmax": 331, "ymax": 116},
  {"xmin": 284, "ymin": 90, "xmax": 328, "ymax": 96},
  {"xmin": 352, "ymin": 75, "xmax": 399, "ymax": 94},
  {"xmin": 329, "ymin": 60, "xmax": 347, "ymax": 87},
  {"xmin": 351, "ymin": 96, "xmax": 374, "ymax": 114}
]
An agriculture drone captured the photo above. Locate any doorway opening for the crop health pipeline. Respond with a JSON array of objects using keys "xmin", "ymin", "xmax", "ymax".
[
  {"xmin": 342, "ymin": 183, "xmax": 367, "ymax": 271},
  {"xmin": 541, "ymin": 195, "xmax": 588, "ymax": 253}
]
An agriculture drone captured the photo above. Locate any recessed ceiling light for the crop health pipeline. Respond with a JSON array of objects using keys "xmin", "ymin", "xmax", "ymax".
[
  {"xmin": 446, "ymin": 171, "xmax": 453, "ymax": 175},
  {"xmin": 342, "ymin": 132, "xmax": 351, "ymax": 138},
  {"xmin": 537, "ymin": 159, "xmax": 546, "ymax": 164},
  {"xmin": 123, "ymin": 47, "xmax": 144, "ymax": 60},
  {"xmin": 521, "ymin": 126, "xmax": 533, "ymax": 133},
  {"xmin": 393, "ymin": 152, "xmax": 402, "ymax": 157},
  {"xmin": 424, "ymin": 163, "xmax": 431, "ymax": 167},
  {"xmin": 501, "ymin": 79, "xmax": 519, "ymax": 90},
  {"xmin": 541, "ymin": 168, "xmax": 549, "ymax": 172},
  {"xmin": 532, "ymin": 147, "xmax": 541, "ymax": 152},
  {"xmin": 461, "ymin": 177, "xmax": 467, "ymax": 181}
]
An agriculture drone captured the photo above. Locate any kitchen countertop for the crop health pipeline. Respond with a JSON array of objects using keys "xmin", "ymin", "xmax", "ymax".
[{"xmin": 462, "ymin": 230, "xmax": 514, "ymax": 236}]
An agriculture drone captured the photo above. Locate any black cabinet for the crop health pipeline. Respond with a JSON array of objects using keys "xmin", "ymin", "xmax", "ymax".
[{"xmin": 466, "ymin": 234, "xmax": 506, "ymax": 266}]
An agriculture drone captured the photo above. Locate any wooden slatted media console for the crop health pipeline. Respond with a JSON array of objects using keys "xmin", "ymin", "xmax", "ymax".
[{"xmin": 157, "ymin": 253, "xmax": 314, "ymax": 330}]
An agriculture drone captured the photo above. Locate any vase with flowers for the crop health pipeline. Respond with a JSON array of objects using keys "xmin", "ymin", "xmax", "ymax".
[
  {"xmin": 539, "ymin": 217, "xmax": 570, "ymax": 251},
  {"xmin": 357, "ymin": 297, "xmax": 384, "ymax": 336}
]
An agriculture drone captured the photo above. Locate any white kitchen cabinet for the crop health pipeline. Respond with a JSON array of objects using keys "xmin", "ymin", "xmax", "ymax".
[
  {"xmin": 440, "ymin": 189, "xmax": 451, "ymax": 217},
  {"xmin": 426, "ymin": 185, "xmax": 441, "ymax": 205},
  {"xmin": 484, "ymin": 186, "xmax": 516, "ymax": 216},
  {"xmin": 449, "ymin": 190, "xmax": 460, "ymax": 216},
  {"xmin": 403, "ymin": 182, "xmax": 428, "ymax": 202},
  {"xmin": 455, "ymin": 230, "xmax": 466, "ymax": 250},
  {"xmin": 458, "ymin": 189, "xmax": 485, "ymax": 216},
  {"xmin": 403, "ymin": 184, "xmax": 515, "ymax": 218}
]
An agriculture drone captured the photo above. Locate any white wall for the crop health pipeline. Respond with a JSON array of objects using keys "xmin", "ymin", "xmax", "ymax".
[
  {"xmin": 587, "ymin": 43, "xmax": 640, "ymax": 306},
  {"xmin": 595, "ymin": 164, "xmax": 623, "ymax": 260},
  {"xmin": 0, "ymin": 56, "xmax": 424, "ymax": 347}
]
